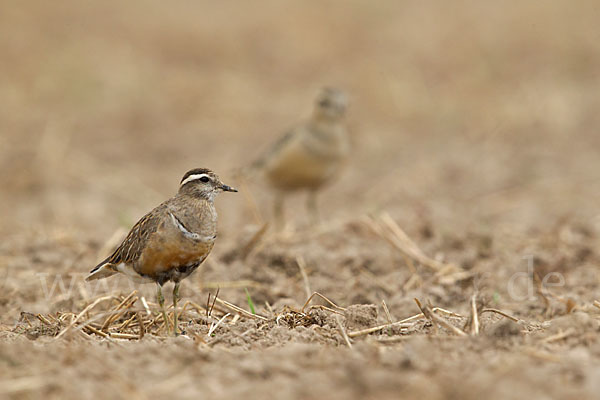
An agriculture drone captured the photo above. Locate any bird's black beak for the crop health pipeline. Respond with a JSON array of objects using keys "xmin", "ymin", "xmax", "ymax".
[{"xmin": 220, "ymin": 184, "xmax": 238, "ymax": 192}]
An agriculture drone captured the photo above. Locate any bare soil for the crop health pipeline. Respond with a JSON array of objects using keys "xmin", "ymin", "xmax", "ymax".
[{"xmin": 2, "ymin": 1, "xmax": 600, "ymax": 399}]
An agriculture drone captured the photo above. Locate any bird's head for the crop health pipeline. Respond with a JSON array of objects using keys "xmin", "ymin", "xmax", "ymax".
[
  {"xmin": 178, "ymin": 168, "xmax": 237, "ymax": 201},
  {"xmin": 313, "ymin": 87, "xmax": 348, "ymax": 120}
]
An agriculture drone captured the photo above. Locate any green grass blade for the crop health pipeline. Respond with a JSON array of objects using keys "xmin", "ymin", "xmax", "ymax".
[{"xmin": 245, "ymin": 288, "xmax": 256, "ymax": 315}]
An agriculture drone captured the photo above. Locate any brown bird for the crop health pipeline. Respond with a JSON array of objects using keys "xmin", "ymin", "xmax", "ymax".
[
  {"xmin": 86, "ymin": 168, "xmax": 237, "ymax": 334},
  {"xmin": 250, "ymin": 87, "xmax": 349, "ymax": 228}
]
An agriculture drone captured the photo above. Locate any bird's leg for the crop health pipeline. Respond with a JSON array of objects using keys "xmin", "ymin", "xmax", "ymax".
[
  {"xmin": 306, "ymin": 191, "xmax": 320, "ymax": 226},
  {"xmin": 274, "ymin": 193, "xmax": 285, "ymax": 231},
  {"xmin": 172, "ymin": 282, "xmax": 181, "ymax": 336},
  {"xmin": 156, "ymin": 284, "xmax": 170, "ymax": 334}
]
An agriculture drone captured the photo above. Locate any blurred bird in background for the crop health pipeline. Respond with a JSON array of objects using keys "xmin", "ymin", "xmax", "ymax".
[{"xmin": 247, "ymin": 87, "xmax": 350, "ymax": 230}]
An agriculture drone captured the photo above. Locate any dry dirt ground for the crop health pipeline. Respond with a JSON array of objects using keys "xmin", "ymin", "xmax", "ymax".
[{"xmin": 2, "ymin": 1, "xmax": 600, "ymax": 399}]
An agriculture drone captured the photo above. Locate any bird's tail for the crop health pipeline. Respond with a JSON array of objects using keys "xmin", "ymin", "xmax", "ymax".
[{"xmin": 85, "ymin": 259, "xmax": 117, "ymax": 281}]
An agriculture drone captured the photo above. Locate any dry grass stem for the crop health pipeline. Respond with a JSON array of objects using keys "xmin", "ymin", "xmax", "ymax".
[
  {"xmin": 83, "ymin": 325, "xmax": 110, "ymax": 339},
  {"xmin": 185, "ymin": 301, "xmax": 208, "ymax": 317},
  {"xmin": 347, "ymin": 321, "xmax": 415, "ymax": 338},
  {"xmin": 208, "ymin": 313, "xmax": 231, "ymax": 337},
  {"xmin": 534, "ymin": 272, "xmax": 552, "ymax": 317},
  {"xmin": 335, "ymin": 315, "xmax": 353, "ymax": 348},
  {"xmin": 136, "ymin": 312, "xmax": 145, "ymax": 340},
  {"xmin": 140, "ymin": 296, "xmax": 152, "ymax": 316},
  {"xmin": 115, "ymin": 314, "xmax": 137, "ymax": 331},
  {"xmin": 296, "ymin": 255, "xmax": 312, "ymax": 300},
  {"xmin": 346, "ymin": 305, "xmax": 466, "ymax": 339},
  {"xmin": 101, "ymin": 290, "xmax": 138, "ymax": 331},
  {"xmin": 301, "ymin": 292, "xmax": 346, "ymax": 313},
  {"xmin": 307, "ymin": 305, "xmax": 345, "ymax": 315},
  {"xmin": 36, "ymin": 314, "xmax": 53, "ymax": 326},
  {"xmin": 382, "ymin": 300, "xmax": 393, "ymax": 324},
  {"xmin": 480, "ymin": 308, "xmax": 520, "ymax": 322},
  {"xmin": 365, "ymin": 213, "xmax": 462, "ymax": 274},
  {"xmin": 469, "ymin": 293, "xmax": 479, "ymax": 336},
  {"xmin": 433, "ymin": 308, "xmax": 464, "ymax": 319},
  {"xmin": 28, "ymin": 286, "xmax": 274, "ymax": 341},
  {"xmin": 206, "ymin": 289, "xmax": 219, "ymax": 317},
  {"xmin": 55, "ymin": 295, "xmax": 113, "ymax": 339},
  {"xmin": 265, "ymin": 301, "xmax": 275, "ymax": 317},
  {"xmin": 213, "ymin": 297, "xmax": 268, "ymax": 320},
  {"xmin": 110, "ymin": 332, "xmax": 140, "ymax": 340},
  {"xmin": 415, "ymin": 299, "xmax": 467, "ymax": 337}
]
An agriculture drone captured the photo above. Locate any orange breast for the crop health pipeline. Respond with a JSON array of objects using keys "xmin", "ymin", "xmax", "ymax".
[
  {"xmin": 135, "ymin": 235, "xmax": 214, "ymax": 279},
  {"xmin": 266, "ymin": 143, "xmax": 342, "ymax": 190}
]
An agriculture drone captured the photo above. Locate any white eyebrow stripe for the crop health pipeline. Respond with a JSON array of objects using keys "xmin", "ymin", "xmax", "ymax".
[
  {"xmin": 180, "ymin": 173, "xmax": 211, "ymax": 186},
  {"xmin": 168, "ymin": 212, "xmax": 216, "ymax": 242}
]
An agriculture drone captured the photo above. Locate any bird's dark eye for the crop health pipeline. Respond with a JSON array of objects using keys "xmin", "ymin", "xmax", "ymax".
[{"xmin": 200, "ymin": 176, "xmax": 210, "ymax": 183}]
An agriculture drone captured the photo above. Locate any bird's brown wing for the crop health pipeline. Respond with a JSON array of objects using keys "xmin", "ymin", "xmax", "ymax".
[{"xmin": 89, "ymin": 203, "xmax": 168, "ymax": 273}]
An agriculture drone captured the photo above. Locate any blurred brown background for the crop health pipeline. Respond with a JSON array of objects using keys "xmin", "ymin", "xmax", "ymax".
[{"xmin": 2, "ymin": 0, "xmax": 599, "ymax": 241}]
